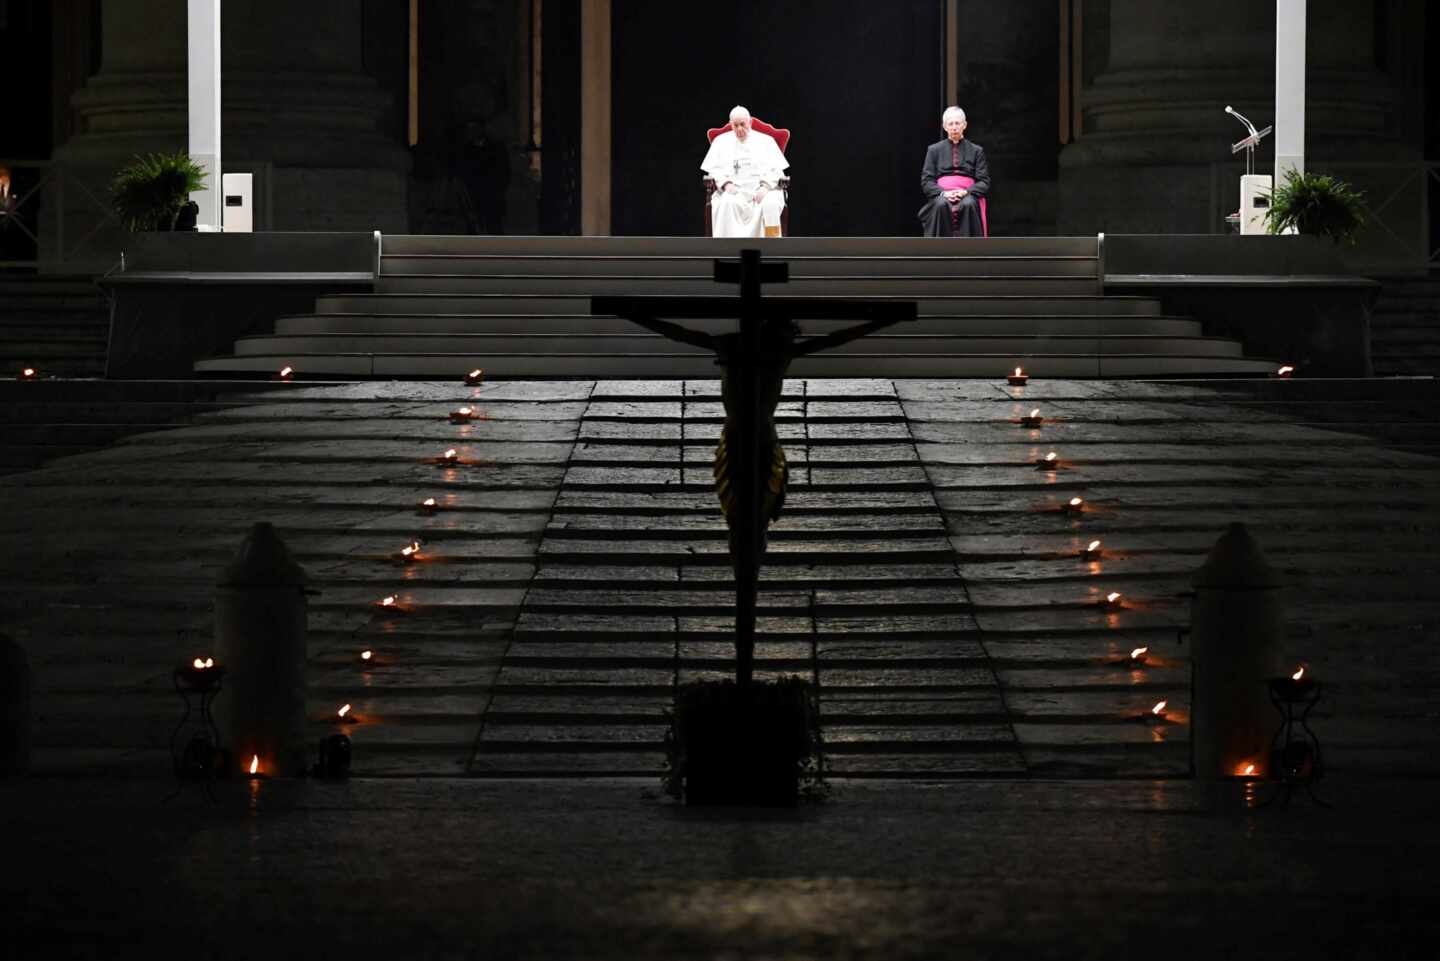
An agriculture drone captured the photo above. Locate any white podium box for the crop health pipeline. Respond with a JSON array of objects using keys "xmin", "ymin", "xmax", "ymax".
[
  {"xmin": 221, "ymin": 173, "xmax": 254, "ymax": 233},
  {"xmin": 1240, "ymin": 174, "xmax": 1272, "ymax": 235}
]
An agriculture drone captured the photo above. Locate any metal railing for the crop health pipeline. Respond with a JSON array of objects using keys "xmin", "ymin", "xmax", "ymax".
[{"xmin": 0, "ymin": 159, "xmax": 121, "ymax": 270}]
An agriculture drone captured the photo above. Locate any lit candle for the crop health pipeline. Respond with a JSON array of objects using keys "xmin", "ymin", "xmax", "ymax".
[
  {"xmin": 1007, "ymin": 366, "xmax": 1028, "ymax": 386},
  {"xmin": 18, "ymin": 366, "xmax": 38, "ymax": 381},
  {"xmin": 464, "ymin": 368, "xmax": 485, "ymax": 386},
  {"xmin": 1082, "ymin": 539, "xmax": 1102, "ymax": 559},
  {"xmin": 275, "ymin": 365, "xmax": 294, "ymax": 381},
  {"xmin": 191, "ymin": 656, "xmax": 215, "ymax": 670},
  {"xmin": 1237, "ymin": 762, "xmax": 1258, "ymax": 778},
  {"xmin": 360, "ymin": 649, "xmax": 373, "ymax": 663},
  {"xmin": 1276, "ymin": 364, "xmax": 1295, "ymax": 378},
  {"xmin": 1292, "ymin": 665, "xmax": 1305, "ymax": 681},
  {"xmin": 1020, "ymin": 408, "xmax": 1043, "ymax": 428},
  {"xmin": 1064, "ymin": 496, "xmax": 1084, "ymax": 514},
  {"xmin": 1103, "ymin": 591, "xmax": 1123, "ymax": 608},
  {"xmin": 438, "ymin": 448, "xmax": 459, "ymax": 467},
  {"xmin": 249, "ymin": 754, "xmax": 260, "ymax": 776},
  {"xmin": 1129, "ymin": 646, "xmax": 1149, "ymax": 665},
  {"xmin": 337, "ymin": 703, "xmax": 355, "ymax": 723},
  {"xmin": 378, "ymin": 594, "xmax": 399, "ymax": 610},
  {"xmin": 1151, "ymin": 700, "xmax": 1167, "ymax": 717},
  {"xmin": 398, "ymin": 539, "xmax": 422, "ymax": 562},
  {"xmin": 418, "ymin": 496, "xmax": 438, "ymax": 515},
  {"xmin": 1036, "ymin": 451, "xmax": 1059, "ymax": 471},
  {"xmin": 449, "ymin": 406, "xmax": 475, "ymax": 424}
]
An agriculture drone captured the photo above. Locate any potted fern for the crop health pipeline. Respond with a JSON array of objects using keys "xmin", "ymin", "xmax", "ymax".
[
  {"xmin": 111, "ymin": 152, "xmax": 208, "ymax": 232},
  {"xmin": 1265, "ymin": 169, "xmax": 1366, "ymax": 245}
]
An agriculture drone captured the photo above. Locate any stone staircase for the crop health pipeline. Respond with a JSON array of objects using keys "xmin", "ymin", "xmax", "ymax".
[
  {"xmin": 0, "ymin": 274, "xmax": 110, "ymax": 378},
  {"xmin": 1370, "ymin": 275, "xmax": 1440, "ymax": 377},
  {"xmin": 194, "ymin": 236, "xmax": 1279, "ymax": 378}
]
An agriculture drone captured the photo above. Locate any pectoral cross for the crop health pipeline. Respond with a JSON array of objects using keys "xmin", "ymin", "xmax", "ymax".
[{"xmin": 733, "ymin": 158, "xmax": 741, "ymax": 176}]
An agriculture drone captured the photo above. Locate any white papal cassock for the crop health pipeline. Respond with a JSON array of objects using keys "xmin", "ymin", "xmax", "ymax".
[{"xmin": 701, "ymin": 129, "xmax": 788, "ymax": 238}]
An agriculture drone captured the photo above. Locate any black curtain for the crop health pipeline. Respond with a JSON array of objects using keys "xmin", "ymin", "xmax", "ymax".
[{"xmin": 611, "ymin": 1, "xmax": 945, "ymax": 236}]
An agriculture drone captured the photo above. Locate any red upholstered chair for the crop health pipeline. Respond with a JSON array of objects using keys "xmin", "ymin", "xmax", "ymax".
[{"xmin": 703, "ymin": 118, "xmax": 791, "ymax": 236}]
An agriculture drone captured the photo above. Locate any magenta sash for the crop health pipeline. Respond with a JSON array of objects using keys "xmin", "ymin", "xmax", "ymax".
[{"xmin": 937, "ymin": 174, "xmax": 987, "ymax": 236}]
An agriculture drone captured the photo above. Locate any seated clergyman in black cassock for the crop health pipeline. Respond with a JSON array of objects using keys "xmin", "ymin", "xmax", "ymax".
[{"xmin": 919, "ymin": 106, "xmax": 990, "ymax": 237}]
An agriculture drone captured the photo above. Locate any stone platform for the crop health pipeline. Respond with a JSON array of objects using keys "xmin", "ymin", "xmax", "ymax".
[{"xmin": 3, "ymin": 377, "xmax": 1437, "ymax": 782}]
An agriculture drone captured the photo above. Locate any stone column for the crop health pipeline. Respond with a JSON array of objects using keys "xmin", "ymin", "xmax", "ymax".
[
  {"xmin": 1058, "ymin": 0, "xmax": 1411, "ymax": 236},
  {"xmin": 45, "ymin": 0, "xmax": 409, "ymax": 271},
  {"xmin": 952, "ymin": 0, "xmax": 1060, "ymax": 234}
]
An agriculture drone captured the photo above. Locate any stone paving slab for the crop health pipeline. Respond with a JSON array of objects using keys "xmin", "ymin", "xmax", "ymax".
[
  {"xmin": 196, "ymin": 400, "xmax": 592, "ymax": 421},
  {"xmin": 5, "ymin": 377, "xmax": 1437, "ymax": 782}
]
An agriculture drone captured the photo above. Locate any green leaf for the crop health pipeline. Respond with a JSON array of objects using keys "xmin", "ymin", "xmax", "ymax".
[
  {"xmin": 110, "ymin": 152, "xmax": 210, "ymax": 233},
  {"xmin": 1263, "ymin": 169, "xmax": 1367, "ymax": 246}
]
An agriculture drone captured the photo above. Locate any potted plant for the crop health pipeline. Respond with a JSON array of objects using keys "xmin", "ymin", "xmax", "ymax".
[
  {"xmin": 664, "ymin": 674, "xmax": 825, "ymax": 806},
  {"xmin": 111, "ymin": 151, "xmax": 207, "ymax": 232},
  {"xmin": 1264, "ymin": 169, "xmax": 1367, "ymax": 245}
]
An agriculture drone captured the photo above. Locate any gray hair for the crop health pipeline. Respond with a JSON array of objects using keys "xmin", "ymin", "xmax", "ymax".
[
  {"xmin": 729, "ymin": 105, "xmax": 752, "ymax": 123},
  {"xmin": 942, "ymin": 106, "xmax": 966, "ymax": 124}
]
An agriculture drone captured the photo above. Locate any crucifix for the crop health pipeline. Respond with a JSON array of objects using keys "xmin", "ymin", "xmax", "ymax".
[{"xmin": 593, "ymin": 249, "xmax": 916, "ymax": 689}]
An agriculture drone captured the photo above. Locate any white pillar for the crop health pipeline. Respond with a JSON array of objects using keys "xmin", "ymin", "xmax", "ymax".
[
  {"xmin": 187, "ymin": 0, "xmax": 221, "ymax": 229},
  {"xmin": 1274, "ymin": 0, "xmax": 1306, "ymax": 184}
]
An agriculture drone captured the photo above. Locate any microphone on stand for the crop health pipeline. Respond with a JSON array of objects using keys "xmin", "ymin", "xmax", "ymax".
[{"xmin": 1225, "ymin": 105, "xmax": 1261, "ymax": 142}]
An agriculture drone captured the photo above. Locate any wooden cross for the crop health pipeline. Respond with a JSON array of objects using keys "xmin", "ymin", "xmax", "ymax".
[{"xmin": 593, "ymin": 249, "xmax": 916, "ymax": 688}]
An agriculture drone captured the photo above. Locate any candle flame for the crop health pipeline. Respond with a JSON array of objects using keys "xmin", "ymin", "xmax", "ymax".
[
  {"xmin": 278, "ymin": 366, "xmax": 293, "ymax": 377},
  {"xmin": 1241, "ymin": 763, "xmax": 1257, "ymax": 777},
  {"xmin": 1106, "ymin": 591, "xmax": 1122, "ymax": 604},
  {"xmin": 443, "ymin": 448, "xmax": 458, "ymax": 461},
  {"xmin": 1087, "ymin": 539, "xmax": 1101, "ymax": 552},
  {"xmin": 467, "ymin": 368, "xmax": 482, "ymax": 379},
  {"xmin": 458, "ymin": 406, "xmax": 472, "ymax": 415},
  {"xmin": 338, "ymin": 704, "xmax": 351, "ymax": 718},
  {"xmin": 249, "ymin": 755, "xmax": 259, "ymax": 775},
  {"xmin": 193, "ymin": 657, "xmax": 205, "ymax": 669},
  {"xmin": 1044, "ymin": 452, "xmax": 1057, "ymax": 462},
  {"xmin": 1151, "ymin": 700, "xmax": 1167, "ymax": 715},
  {"xmin": 204, "ymin": 657, "xmax": 213, "ymax": 668},
  {"xmin": 1029, "ymin": 408, "xmax": 1040, "ymax": 418},
  {"xmin": 22, "ymin": 367, "xmax": 36, "ymax": 377},
  {"xmin": 1068, "ymin": 497, "xmax": 1083, "ymax": 508},
  {"xmin": 1277, "ymin": 365, "xmax": 1294, "ymax": 376},
  {"xmin": 1014, "ymin": 367, "xmax": 1023, "ymax": 377},
  {"xmin": 1292, "ymin": 666, "xmax": 1305, "ymax": 681},
  {"xmin": 361, "ymin": 649, "xmax": 373, "ymax": 661},
  {"xmin": 1130, "ymin": 646, "xmax": 1148, "ymax": 660},
  {"xmin": 380, "ymin": 594, "xmax": 397, "ymax": 607},
  {"xmin": 422, "ymin": 497, "xmax": 436, "ymax": 508}
]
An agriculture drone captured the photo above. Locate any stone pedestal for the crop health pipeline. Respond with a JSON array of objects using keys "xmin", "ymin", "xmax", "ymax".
[
  {"xmin": 44, "ymin": 0, "xmax": 408, "ymax": 272},
  {"xmin": 1058, "ymin": 0, "xmax": 1414, "ymax": 236}
]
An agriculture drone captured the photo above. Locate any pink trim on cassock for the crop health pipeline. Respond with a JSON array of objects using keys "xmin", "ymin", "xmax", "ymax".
[{"xmin": 936, "ymin": 174, "xmax": 988, "ymax": 237}]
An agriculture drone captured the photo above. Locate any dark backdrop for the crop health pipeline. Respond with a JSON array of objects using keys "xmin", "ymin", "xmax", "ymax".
[{"xmin": 611, "ymin": 1, "xmax": 945, "ymax": 236}]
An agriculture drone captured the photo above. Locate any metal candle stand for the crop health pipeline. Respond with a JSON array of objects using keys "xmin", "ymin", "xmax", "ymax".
[
  {"xmin": 1258, "ymin": 676, "xmax": 1330, "ymax": 808},
  {"xmin": 164, "ymin": 664, "xmax": 228, "ymax": 802}
]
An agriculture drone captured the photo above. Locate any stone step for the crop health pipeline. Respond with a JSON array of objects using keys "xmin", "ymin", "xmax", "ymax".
[
  {"xmin": 0, "ymin": 276, "xmax": 101, "ymax": 296},
  {"xmin": 381, "ymin": 253, "xmax": 1098, "ymax": 278},
  {"xmin": 375, "ymin": 274, "xmax": 1100, "ymax": 296},
  {"xmin": 276, "ymin": 312, "xmax": 1204, "ymax": 337},
  {"xmin": 313, "ymin": 293, "xmax": 1167, "ymax": 316},
  {"xmin": 233, "ymin": 332, "xmax": 1245, "ymax": 358},
  {"xmin": 195, "ymin": 352, "xmax": 1279, "ymax": 378},
  {"xmin": 379, "ymin": 233, "xmax": 1101, "ymax": 257}
]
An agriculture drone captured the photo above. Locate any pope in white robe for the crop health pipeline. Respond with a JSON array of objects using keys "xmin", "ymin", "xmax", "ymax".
[{"xmin": 701, "ymin": 105, "xmax": 788, "ymax": 238}]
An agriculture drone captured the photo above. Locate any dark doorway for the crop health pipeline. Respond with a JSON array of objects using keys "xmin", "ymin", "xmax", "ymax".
[{"xmin": 611, "ymin": 1, "xmax": 945, "ymax": 237}]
